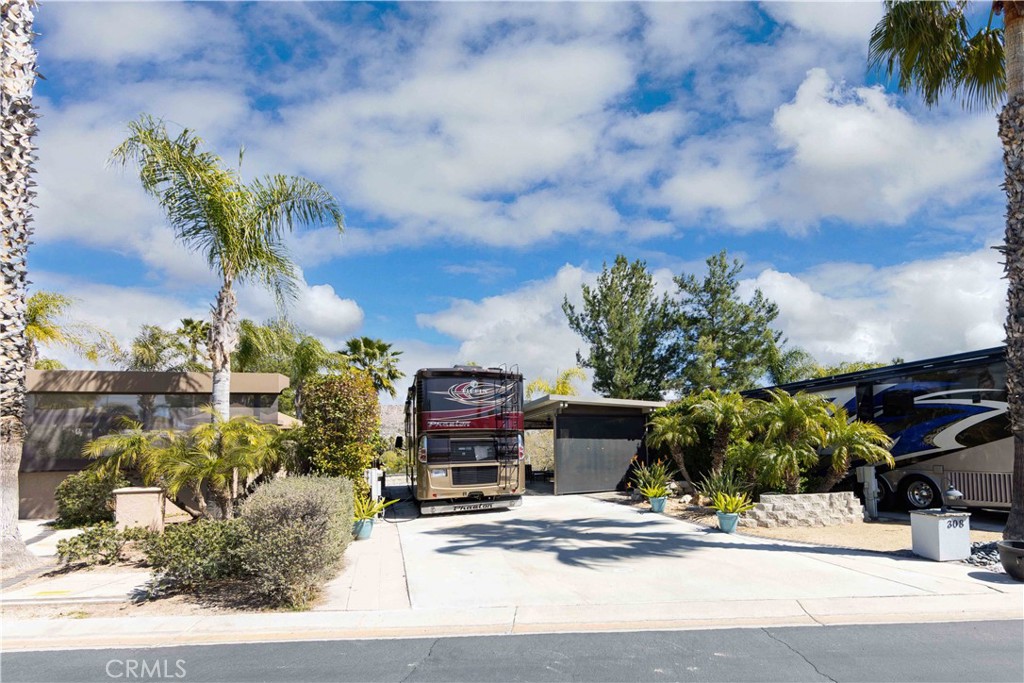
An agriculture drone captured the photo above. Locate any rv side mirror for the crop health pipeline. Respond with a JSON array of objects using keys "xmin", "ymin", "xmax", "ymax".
[{"xmin": 394, "ymin": 436, "xmax": 403, "ymax": 450}]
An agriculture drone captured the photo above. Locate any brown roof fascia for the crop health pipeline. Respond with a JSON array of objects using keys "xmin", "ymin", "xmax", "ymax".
[{"xmin": 26, "ymin": 370, "xmax": 290, "ymax": 395}]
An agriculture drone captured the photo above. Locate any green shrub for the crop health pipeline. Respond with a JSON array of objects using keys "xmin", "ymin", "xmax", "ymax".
[
  {"xmin": 237, "ymin": 476, "xmax": 354, "ymax": 609},
  {"xmin": 54, "ymin": 470, "xmax": 129, "ymax": 528},
  {"xmin": 302, "ymin": 369, "xmax": 380, "ymax": 479},
  {"xmin": 696, "ymin": 468, "xmax": 745, "ymax": 500},
  {"xmin": 57, "ymin": 523, "xmax": 127, "ymax": 566},
  {"xmin": 144, "ymin": 520, "xmax": 244, "ymax": 591},
  {"xmin": 379, "ymin": 449, "xmax": 406, "ymax": 474}
]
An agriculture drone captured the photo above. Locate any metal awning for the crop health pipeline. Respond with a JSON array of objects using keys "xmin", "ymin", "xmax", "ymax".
[{"xmin": 523, "ymin": 394, "xmax": 666, "ymax": 430}]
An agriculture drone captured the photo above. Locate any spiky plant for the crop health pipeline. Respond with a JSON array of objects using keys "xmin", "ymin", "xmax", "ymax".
[{"xmin": 1, "ymin": 0, "xmax": 38, "ymax": 571}]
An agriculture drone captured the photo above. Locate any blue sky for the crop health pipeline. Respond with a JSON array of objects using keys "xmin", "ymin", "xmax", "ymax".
[{"xmin": 31, "ymin": 1, "xmax": 1009, "ymax": 400}]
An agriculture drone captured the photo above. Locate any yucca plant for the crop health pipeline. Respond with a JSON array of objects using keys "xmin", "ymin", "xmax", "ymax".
[
  {"xmin": 709, "ymin": 491, "xmax": 756, "ymax": 515},
  {"xmin": 629, "ymin": 458, "xmax": 675, "ymax": 493},
  {"xmin": 353, "ymin": 495, "xmax": 397, "ymax": 521}
]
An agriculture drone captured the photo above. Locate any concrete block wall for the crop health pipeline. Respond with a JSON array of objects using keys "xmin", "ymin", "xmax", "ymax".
[{"xmin": 739, "ymin": 491, "xmax": 863, "ymax": 528}]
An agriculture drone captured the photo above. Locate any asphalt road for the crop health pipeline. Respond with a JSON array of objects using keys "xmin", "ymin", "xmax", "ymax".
[{"xmin": 3, "ymin": 620, "xmax": 1022, "ymax": 683}]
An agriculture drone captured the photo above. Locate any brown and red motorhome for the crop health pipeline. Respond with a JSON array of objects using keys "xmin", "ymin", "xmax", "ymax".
[{"xmin": 399, "ymin": 366, "xmax": 525, "ymax": 515}]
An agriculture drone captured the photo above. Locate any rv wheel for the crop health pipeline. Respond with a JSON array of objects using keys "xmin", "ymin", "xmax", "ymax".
[{"xmin": 900, "ymin": 477, "xmax": 940, "ymax": 510}]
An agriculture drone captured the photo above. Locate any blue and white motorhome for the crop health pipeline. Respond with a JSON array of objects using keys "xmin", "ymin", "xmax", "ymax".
[{"xmin": 752, "ymin": 347, "xmax": 1013, "ymax": 511}]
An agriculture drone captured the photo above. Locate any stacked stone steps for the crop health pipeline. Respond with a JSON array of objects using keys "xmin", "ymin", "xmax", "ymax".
[{"xmin": 739, "ymin": 491, "xmax": 863, "ymax": 528}]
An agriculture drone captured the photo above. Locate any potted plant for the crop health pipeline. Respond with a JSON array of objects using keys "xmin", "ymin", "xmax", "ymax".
[
  {"xmin": 630, "ymin": 458, "xmax": 676, "ymax": 513},
  {"xmin": 709, "ymin": 491, "xmax": 755, "ymax": 533},
  {"xmin": 353, "ymin": 496, "xmax": 397, "ymax": 540},
  {"xmin": 998, "ymin": 540, "xmax": 1024, "ymax": 581},
  {"xmin": 639, "ymin": 483, "xmax": 670, "ymax": 513}
]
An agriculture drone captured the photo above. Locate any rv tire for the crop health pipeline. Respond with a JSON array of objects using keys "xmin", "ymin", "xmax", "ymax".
[{"xmin": 900, "ymin": 476, "xmax": 940, "ymax": 511}]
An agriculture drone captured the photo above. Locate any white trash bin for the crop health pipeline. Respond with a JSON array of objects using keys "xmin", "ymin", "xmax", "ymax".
[{"xmin": 910, "ymin": 509, "xmax": 971, "ymax": 561}]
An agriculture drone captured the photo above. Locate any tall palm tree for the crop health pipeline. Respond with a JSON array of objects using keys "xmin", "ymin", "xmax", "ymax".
[
  {"xmin": 176, "ymin": 318, "xmax": 211, "ymax": 372},
  {"xmin": 24, "ymin": 291, "xmax": 107, "ymax": 368},
  {"xmin": 1, "ymin": 0, "xmax": 38, "ymax": 572},
  {"xmin": 817, "ymin": 407, "xmax": 895, "ymax": 493},
  {"xmin": 342, "ymin": 336, "xmax": 405, "ymax": 398},
  {"xmin": 869, "ymin": 1, "xmax": 1022, "ymax": 541},
  {"xmin": 234, "ymin": 318, "xmax": 346, "ymax": 417},
  {"xmin": 753, "ymin": 390, "xmax": 831, "ymax": 494},
  {"xmin": 104, "ymin": 324, "xmax": 189, "ymax": 372},
  {"xmin": 110, "ymin": 115, "xmax": 343, "ymax": 422},
  {"xmin": 525, "ymin": 367, "xmax": 587, "ymax": 399}
]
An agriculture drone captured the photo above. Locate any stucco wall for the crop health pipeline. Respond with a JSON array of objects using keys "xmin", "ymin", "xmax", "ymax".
[{"xmin": 19, "ymin": 471, "xmax": 72, "ymax": 519}]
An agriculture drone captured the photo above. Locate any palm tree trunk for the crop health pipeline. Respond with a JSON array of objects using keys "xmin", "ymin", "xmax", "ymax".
[
  {"xmin": 710, "ymin": 426, "xmax": 729, "ymax": 476},
  {"xmin": 1000, "ymin": 94, "xmax": 1024, "ymax": 541},
  {"xmin": 667, "ymin": 446, "xmax": 697, "ymax": 493},
  {"xmin": 209, "ymin": 280, "xmax": 238, "ymax": 422},
  {"xmin": 1001, "ymin": 3, "xmax": 1024, "ymax": 541},
  {"xmin": 0, "ymin": 0, "xmax": 38, "ymax": 573}
]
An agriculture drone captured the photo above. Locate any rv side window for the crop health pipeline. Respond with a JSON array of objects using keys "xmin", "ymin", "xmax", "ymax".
[
  {"xmin": 856, "ymin": 384, "xmax": 875, "ymax": 422},
  {"xmin": 882, "ymin": 390, "xmax": 914, "ymax": 417}
]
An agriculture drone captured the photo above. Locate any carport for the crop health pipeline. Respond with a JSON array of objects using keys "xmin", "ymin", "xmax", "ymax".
[{"xmin": 523, "ymin": 394, "xmax": 666, "ymax": 495}]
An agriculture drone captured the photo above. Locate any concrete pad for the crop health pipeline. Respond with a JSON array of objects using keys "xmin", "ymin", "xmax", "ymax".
[
  {"xmin": 16, "ymin": 520, "xmax": 81, "ymax": 559},
  {"xmin": 398, "ymin": 495, "xmax": 996, "ymax": 610},
  {"xmin": 1, "ymin": 568, "xmax": 150, "ymax": 605},
  {"xmin": 316, "ymin": 518, "xmax": 410, "ymax": 611}
]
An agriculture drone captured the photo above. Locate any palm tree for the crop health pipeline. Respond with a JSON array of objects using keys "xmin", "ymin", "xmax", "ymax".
[
  {"xmin": 1, "ymin": 0, "xmax": 39, "ymax": 572},
  {"xmin": 104, "ymin": 324, "xmax": 189, "ymax": 372},
  {"xmin": 869, "ymin": 1, "xmax": 1022, "ymax": 541},
  {"xmin": 690, "ymin": 390, "xmax": 749, "ymax": 477},
  {"xmin": 176, "ymin": 318, "xmax": 211, "ymax": 372},
  {"xmin": 342, "ymin": 336, "xmax": 405, "ymax": 398},
  {"xmin": 817, "ymin": 407, "xmax": 895, "ymax": 493},
  {"xmin": 24, "ymin": 291, "xmax": 108, "ymax": 368},
  {"xmin": 156, "ymin": 410, "xmax": 280, "ymax": 518},
  {"xmin": 234, "ymin": 318, "xmax": 346, "ymax": 417},
  {"xmin": 82, "ymin": 418, "xmax": 160, "ymax": 483},
  {"xmin": 753, "ymin": 390, "xmax": 831, "ymax": 494},
  {"xmin": 110, "ymin": 115, "xmax": 343, "ymax": 422},
  {"xmin": 646, "ymin": 409, "xmax": 699, "ymax": 491},
  {"xmin": 525, "ymin": 367, "xmax": 587, "ymax": 399}
]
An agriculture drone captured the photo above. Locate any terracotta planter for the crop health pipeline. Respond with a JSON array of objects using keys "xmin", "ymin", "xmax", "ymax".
[{"xmin": 998, "ymin": 540, "xmax": 1024, "ymax": 581}]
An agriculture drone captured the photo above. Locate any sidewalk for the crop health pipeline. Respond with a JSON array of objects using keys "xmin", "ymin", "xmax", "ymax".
[{"xmin": 2, "ymin": 496, "xmax": 1022, "ymax": 651}]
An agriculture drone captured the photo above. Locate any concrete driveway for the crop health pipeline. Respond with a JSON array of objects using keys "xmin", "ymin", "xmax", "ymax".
[{"xmin": 397, "ymin": 493, "xmax": 1020, "ymax": 611}]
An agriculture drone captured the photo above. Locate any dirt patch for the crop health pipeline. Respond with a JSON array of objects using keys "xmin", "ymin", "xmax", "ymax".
[{"xmin": 600, "ymin": 492, "xmax": 1005, "ymax": 553}]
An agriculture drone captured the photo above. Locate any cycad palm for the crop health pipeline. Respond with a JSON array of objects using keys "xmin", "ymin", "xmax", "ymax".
[
  {"xmin": 646, "ymin": 410, "xmax": 698, "ymax": 491},
  {"xmin": 754, "ymin": 390, "xmax": 831, "ymax": 494},
  {"xmin": 343, "ymin": 336, "xmax": 405, "ymax": 398},
  {"xmin": 869, "ymin": 0, "xmax": 1022, "ymax": 540},
  {"xmin": 818, "ymin": 407, "xmax": 894, "ymax": 493},
  {"xmin": 110, "ymin": 115, "xmax": 343, "ymax": 421},
  {"xmin": 690, "ymin": 390, "xmax": 748, "ymax": 476}
]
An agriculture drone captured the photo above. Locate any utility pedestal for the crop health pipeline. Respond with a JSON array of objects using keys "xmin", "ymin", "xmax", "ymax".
[{"xmin": 910, "ymin": 509, "xmax": 971, "ymax": 561}]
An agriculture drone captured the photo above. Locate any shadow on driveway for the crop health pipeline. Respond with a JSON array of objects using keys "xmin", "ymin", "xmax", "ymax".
[{"xmin": 422, "ymin": 515, "xmax": 914, "ymax": 569}]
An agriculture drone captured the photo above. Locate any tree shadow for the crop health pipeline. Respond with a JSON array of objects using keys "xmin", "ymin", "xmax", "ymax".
[{"xmin": 421, "ymin": 513, "xmax": 955, "ymax": 570}]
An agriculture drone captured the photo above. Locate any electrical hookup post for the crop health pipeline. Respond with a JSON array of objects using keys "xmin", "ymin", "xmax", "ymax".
[{"xmin": 857, "ymin": 465, "xmax": 879, "ymax": 520}]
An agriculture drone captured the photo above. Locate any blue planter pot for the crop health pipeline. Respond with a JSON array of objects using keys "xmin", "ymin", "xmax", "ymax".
[
  {"xmin": 649, "ymin": 496, "xmax": 667, "ymax": 513},
  {"xmin": 353, "ymin": 519, "xmax": 374, "ymax": 540},
  {"xmin": 716, "ymin": 511, "xmax": 739, "ymax": 534}
]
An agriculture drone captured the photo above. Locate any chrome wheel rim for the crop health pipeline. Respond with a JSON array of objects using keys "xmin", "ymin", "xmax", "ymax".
[{"xmin": 907, "ymin": 481, "xmax": 934, "ymax": 508}]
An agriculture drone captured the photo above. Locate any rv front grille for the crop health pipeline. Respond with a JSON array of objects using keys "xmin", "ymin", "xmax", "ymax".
[
  {"xmin": 452, "ymin": 466, "xmax": 498, "ymax": 486},
  {"xmin": 947, "ymin": 471, "xmax": 1012, "ymax": 505}
]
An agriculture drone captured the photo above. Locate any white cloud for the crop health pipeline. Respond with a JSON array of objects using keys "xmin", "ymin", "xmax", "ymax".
[
  {"xmin": 416, "ymin": 265, "xmax": 596, "ymax": 394},
  {"xmin": 751, "ymin": 247, "xmax": 1005, "ymax": 365},
  {"xmin": 763, "ymin": 1, "xmax": 885, "ymax": 43},
  {"xmin": 40, "ymin": 3, "xmax": 237, "ymax": 66}
]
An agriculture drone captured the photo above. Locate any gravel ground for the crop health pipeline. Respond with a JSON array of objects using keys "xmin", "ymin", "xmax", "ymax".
[{"xmin": 600, "ymin": 492, "xmax": 1007, "ymax": 570}]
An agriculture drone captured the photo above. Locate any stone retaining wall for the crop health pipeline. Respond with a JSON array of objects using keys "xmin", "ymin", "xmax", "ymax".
[{"xmin": 740, "ymin": 491, "xmax": 863, "ymax": 528}]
